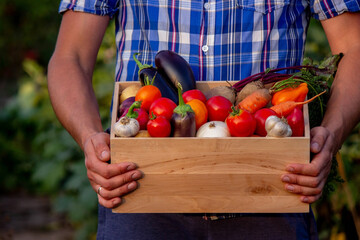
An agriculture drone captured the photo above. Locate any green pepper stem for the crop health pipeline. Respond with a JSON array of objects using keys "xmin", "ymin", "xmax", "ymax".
[
  {"xmin": 229, "ymin": 106, "xmax": 241, "ymax": 117},
  {"xmin": 126, "ymin": 101, "xmax": 141, "ymax": 119},
  {"xmin": 149, "ymin": 112, "xmax": 157, "ymax": 120}
]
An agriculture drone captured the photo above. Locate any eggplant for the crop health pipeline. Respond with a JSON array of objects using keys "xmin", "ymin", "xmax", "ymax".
[
  {"xmin": 171, "ymin": 111, "xmax": 196, "ymax": 137},
  {"xmin": 118, "ymin": 96, "xmax": 135, "ymax": 118},
  {"xmin": 171, "ymin": 83, "xmax": 196, "ymax": 137},
  {"xmin": 155, "ymin": 50, "xmax": 196, "ymax": 93},
  {"xmin": 133, "ymin": 53, "xmax": 178, "ymax": 104},
  {"xmin": 140, "ymin": 67, "xmax": 178, "ymax": 104}
]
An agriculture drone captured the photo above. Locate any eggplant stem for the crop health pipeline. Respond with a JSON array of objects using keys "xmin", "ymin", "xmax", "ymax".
[
  {"xmin": 173, "ymin": 83, "xmax": 194, "ymax": 117},
  {"xmin": 133, "ymin": 52, "xmax": 153, "ymax": 74},
  {"xmin": 150, "ymin": 72, "xmax": 157, "ymax": 85}
]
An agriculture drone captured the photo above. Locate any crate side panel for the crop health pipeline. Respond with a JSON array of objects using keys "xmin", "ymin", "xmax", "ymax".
[{"xmin": 111, "ymin": 137, "xmax": 309, "ymax": 174}]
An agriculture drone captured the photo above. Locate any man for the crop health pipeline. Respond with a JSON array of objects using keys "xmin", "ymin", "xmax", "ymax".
[{"xmin": 48, "ymin": 0, "xmax": 360, "ymax": 238}]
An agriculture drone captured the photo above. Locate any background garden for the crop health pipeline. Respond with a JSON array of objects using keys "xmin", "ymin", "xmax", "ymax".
[{"xmin": 0, "ymin": 0, "xmax": 359, "ymax": 239}]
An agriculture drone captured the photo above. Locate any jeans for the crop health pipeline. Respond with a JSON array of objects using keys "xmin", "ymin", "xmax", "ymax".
[{"xmin": 96, "ymin": 205, "xmax": 318, "ymax": 240}]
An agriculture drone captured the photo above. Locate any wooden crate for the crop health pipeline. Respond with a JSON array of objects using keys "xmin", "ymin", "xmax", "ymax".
[{"xmin": 110, "ymin": 81, "xmax": 310, "ymax": 213}]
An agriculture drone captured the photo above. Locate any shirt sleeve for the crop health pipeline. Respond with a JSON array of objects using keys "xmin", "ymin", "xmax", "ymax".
[
  {"xmin": 59, "ymin": 0, "xmax": 119, "ymax": 18},
  {"xmin": 310, "ymin": 0, "xmax": 360, "ymax": 20}
]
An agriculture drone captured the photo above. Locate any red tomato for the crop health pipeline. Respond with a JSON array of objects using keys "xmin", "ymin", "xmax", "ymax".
[
  {"xmin": 286, "ymin": 107, "xmax": 304, "ymax": 137},
  {"xmin": 206, "ymin": 96, "xmax": 233, "ymax": 122},
  {"xmin": 135, "ymin": 85, "xmax": 162, "ymax": 111},
  {"xmin": 187, "ymin": 99, "xmax": 208, "ymax": 130},
  {"xmin": 123, "ymin": 107, "xmax": 149, "ymax": 130},
  {"xmin": 182, "ymin": 89, "xmax": 207, "ymax": 103},
  {"xmin": 147, "ymin": 115, "xmax": 171, "ymax": 137},
  {"xmin": 226, "ymin": 108, "xmax": 256, "ymax": 137},
  {"xmin": 149, "ymin": 97, "xmax": 177, "ymax": 121},
  {"xmin": 253, "ymin": 108, "xmax": 277, "ymax": 136}
]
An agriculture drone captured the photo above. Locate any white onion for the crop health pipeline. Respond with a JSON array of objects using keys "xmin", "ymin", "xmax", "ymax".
[{"xmin": 196, "ymin": 121, "xmax": 231, "ymax": 138}]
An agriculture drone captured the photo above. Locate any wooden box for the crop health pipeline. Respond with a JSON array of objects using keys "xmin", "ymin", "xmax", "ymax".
[{"xmin": 110, "ymin": 81, "xmax": 310, "ymax": 213}]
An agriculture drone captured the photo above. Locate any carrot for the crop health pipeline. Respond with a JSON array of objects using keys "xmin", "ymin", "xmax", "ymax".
[
  {"xmin": 270, "ymin": 90, "xmax": 326, "ymax": 117},
  {"xmin": 238, "ymin": 88, "xmax": 272, "ymax": 114}
]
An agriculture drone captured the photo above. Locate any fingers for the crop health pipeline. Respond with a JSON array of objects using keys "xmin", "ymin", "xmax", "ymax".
[
  {"xmin": 86, "ymin": 153, "xmax": 138, "ymax": 179},
  {"xmin": 281, "ymin": 152, "xmax": 331, "ymax": 203},
  {"xmin": 84, "ymin": 131, "xmax": 143, "ymax": 208},
  {"xmin": 281, "ymin": 172, "xmax": 327, "ymax": 203},
  {"xmin": 84, "ymin": 133, "xmax": 138, "ymax": 179},
  {"xmin": 92, "ymin": 181, "xmax": 139, "ymax": 208},
  {"xmin": 285, "ymin": 127, "xmax": 333, "ymax": 177},
  {"xmin": 281, "ymin": 172, "xmax": 326, "ymax": 203},
  {"xmin": 92, "ymin": 169, "xmax": 141, "ymax": 209},
  {"xmin": 98, "ymin": 194, "xmax": 122, "ymax": 209},
  {"xmin": 98, "ymin": 181, "xmax": 138, "ymax": 200},
  {"xmin": 280, "ymin": 126, "xmax": 336, "ymax": 203},
  {"xmin": 284, "ymin": 149, "xmax": 332, "ymax": 178},
  {"xmin": 87, "ymin": 167, "xmax": 142, "ymax": 191},
  {"xmin": 91, "ymin": 182, "xmax": 122, "ymax": 208}
]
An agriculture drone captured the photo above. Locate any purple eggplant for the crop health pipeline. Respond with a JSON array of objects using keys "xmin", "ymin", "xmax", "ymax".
[
  {"xmin": 118, "ymin": 96, "xmax": 135, "ymax": 118},
  {"xmin": 133, "ymin": 53, "xmax": 178, "ymax": 104},
  {"xmin": 155, "ymin": 50, "xmax": 196, "ymax": 93},
  {"xmin": 170, "ymin": 83, "xmax": 196, "ymax": 137}
]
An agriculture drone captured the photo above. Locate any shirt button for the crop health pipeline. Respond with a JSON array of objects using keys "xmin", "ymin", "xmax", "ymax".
[
  {"xmin": 202, "ymin": 45, "xmax": 209, "ymax": 53},
  {"xmin": 204, "ymin": 2, "xmax": 210, "ymax": 10}
]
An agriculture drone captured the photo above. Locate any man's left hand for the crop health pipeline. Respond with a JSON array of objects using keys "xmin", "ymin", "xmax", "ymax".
[{"xmin": 280, "ymin": 126, "xmax": 336, "ymax": 203}]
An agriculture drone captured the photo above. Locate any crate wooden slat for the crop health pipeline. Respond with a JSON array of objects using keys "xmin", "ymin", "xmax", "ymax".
[{"xmin": 110, "ymin": 81, "xmax": 310, "ymax": 213}]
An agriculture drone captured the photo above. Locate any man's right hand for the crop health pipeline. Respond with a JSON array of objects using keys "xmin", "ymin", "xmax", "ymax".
[{"xmin": 83, "ymin": 132, "xmax": 143, "ymax": 208}]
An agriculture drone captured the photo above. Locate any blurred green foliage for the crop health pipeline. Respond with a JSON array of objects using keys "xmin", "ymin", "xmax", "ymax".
[
  {"xmin": 0, "ymin": 18, "xmax": 116, "ymax": 238},
  {"xmin": 0, "ymin": 3, "xmax": 359, "ymax": 239},
  {"xmin": 0, "ymin": 0, "xmax": 61, "ymax": 80}
]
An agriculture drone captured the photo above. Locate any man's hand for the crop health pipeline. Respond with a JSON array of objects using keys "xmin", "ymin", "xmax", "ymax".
[
  {"xmin": 281, "ymin": 126, "xmax": 335, "ymax": 203},
  {"xmin": 83, "ymin": 132, "xmax": 143, "ymax": 208}
]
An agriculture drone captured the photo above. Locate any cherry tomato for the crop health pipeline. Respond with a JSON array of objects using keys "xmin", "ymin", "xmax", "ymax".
[
  {"xmin": 206, "ymin": 96, "xmax": 233, "ymax": 122},
  {"xmin": 253, "ymin": 108, "xmax": 277, "ymax": 136},
  {"xmin": 135, "ymin": 85, "xmax": 162, "ymax": 111},
  {"xmin": 286, "ymin": 107, "xmax": 304, "ymax": 137},
  {"xmin": 226, "ymin": 107, "xmax": 256, "ymax": 137},
  {"xmin": 147, "ymin": 115, "xmax": 171, "ymax": 137},
  {"xmin": 187, "ymin": 99, "xmax": 208, "ymax": 130},
  {"xmin": 149, "ymin": 97, "xmax": 177, "ymax": 121},
  {"xmin": 182, "ymin": 89, "xmax": 207, "ymax": 104}
]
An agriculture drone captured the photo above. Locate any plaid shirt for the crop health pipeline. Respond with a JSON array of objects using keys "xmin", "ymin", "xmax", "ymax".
[{"xmin": 59, "ymin": 0, "xmax": 359, "ymax": 82}]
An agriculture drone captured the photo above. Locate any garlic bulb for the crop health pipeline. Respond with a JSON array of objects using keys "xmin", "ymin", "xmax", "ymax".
[
  {"xmin": 265, "ymin": 115, "xmax": 292, "ymax": 137},
  {"xmin": 114, "ymin": 116, "xmax": 140, "ymax": 137}
]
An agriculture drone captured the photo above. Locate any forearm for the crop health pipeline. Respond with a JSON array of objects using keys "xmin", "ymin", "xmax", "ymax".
[
  {"xmin": 47, "ymin": 11, "xmax": 110, "ymax": 149},
  {"xmin": 48, "ymin": 55, "xmax": 103, "ymax": 149},
  {"xmin": 320, "ymin": 45, "xmax": 360, "ymax": 152}
]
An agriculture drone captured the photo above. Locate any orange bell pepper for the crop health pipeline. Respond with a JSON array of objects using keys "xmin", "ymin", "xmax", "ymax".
[
  {"xmin": 271, "ymin": 82, "xmax": 308, "ymax": 106},
  {"xmin": 187, "ymin": 99, "xmax": 208, "ymax": 130}
]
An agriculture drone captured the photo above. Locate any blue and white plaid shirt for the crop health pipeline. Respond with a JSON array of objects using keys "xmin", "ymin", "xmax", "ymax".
[{"xmin": 59, "ymin": 0, "xmax": 359, "ymax": 82}]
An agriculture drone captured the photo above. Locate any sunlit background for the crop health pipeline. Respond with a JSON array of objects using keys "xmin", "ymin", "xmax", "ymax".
[{"xmin": 0, "ymin": 1, "xmax": 359, "ymax": 239}]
